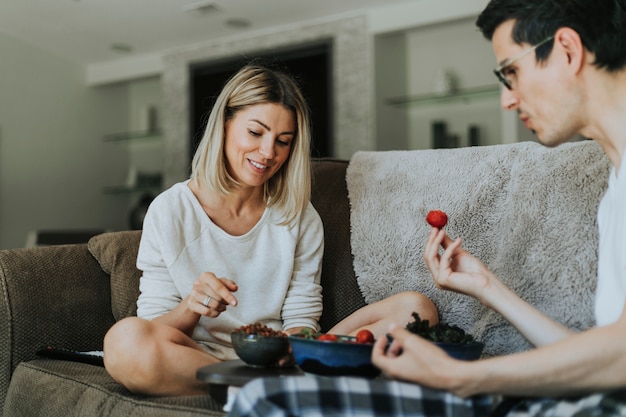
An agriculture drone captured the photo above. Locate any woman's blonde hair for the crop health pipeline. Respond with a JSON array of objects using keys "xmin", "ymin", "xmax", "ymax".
[{"xmin": 190, "ymin": 64, "xmax": 312, "ymax": 225}]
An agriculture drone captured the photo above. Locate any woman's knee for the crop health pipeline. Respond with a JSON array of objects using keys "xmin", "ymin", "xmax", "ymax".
[
  {"xmin": 105, "ymin": 317, "xmax": 150, "ymax": 352},
  {"xmin": 104, "ymin": 317, "xmax": 156, "ymax": 375},
  {"xmin": 392, "ymin": 291, "xmax": 439, "ymax": 324}
]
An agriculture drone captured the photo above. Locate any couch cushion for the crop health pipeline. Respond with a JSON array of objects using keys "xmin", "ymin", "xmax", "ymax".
[
  {"xmin": 4, "ymin": 360, "xmax": 225, "ymax": 416},
  {"xmin": 88, "ymin": 231, "xmax": 143, "ymax": 321}
]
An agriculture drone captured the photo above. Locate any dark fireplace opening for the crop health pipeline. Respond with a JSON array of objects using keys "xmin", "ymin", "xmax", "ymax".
[{"xmin": 189, "ymin": 42, "xmax": 333, "ymax": 164}]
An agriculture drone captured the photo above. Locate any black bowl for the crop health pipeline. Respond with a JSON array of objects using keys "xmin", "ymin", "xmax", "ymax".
[
  {"xmin": 386, "ymin": 334, "xmax": 484, "ymax": 361},
  {"xmin": 231, "ymin": 331, "xmax": 290, "ymax": 367},
  {"xmin": 433, "ymin": 341, "xmax": 484, "ymax": 360},
  {"xmin": 288, "ymin": 334, "xmax": 380, "ymax": 377}
]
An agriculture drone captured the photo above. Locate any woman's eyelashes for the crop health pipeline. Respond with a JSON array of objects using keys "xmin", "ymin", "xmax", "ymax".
[
  {"xmin": 248, "ymin": 129, "xmax": 291, "ymax": 147},
  {"xmin": 277, "ymin": 138, "xmax": 291, "ymax": 147}
]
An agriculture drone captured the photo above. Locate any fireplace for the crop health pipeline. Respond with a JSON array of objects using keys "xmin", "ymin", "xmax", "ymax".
[{"xmin": 189, "ymin": 42, "xmax": 332, "ymax": 161}]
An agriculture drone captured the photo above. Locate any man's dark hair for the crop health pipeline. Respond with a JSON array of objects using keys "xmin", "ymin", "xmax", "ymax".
[{"xmin": 476, "ymin": 0, "xmax": 626, "ymax": 72}]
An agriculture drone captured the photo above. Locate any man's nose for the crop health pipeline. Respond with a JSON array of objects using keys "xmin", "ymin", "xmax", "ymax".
[{"xmin": 500, "ymin": 87, "xmax": 519, "ymax": 111}]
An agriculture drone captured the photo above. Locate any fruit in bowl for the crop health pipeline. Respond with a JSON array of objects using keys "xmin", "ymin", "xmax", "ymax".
[
  {"xmin": 289, "ymin": 329, "xmax": 380, "ymax": 377},
  {"xmin": 231, "ymin": 323, "xmax": 290, "ymax": 367}
]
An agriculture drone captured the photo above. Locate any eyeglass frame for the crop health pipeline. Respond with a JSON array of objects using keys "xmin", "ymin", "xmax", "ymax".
[{"xmin": 493, "ymin": 36, "xmax": 554, "ymax": 90}]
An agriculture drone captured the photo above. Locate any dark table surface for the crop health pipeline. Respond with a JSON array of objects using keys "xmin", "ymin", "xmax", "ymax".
[{"xmin": 197, "ymin": 359, "xmax": 305, "ymax": 387}]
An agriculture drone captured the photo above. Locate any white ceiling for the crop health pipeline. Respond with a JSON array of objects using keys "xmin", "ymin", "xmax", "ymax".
[{"xmin": 0, "ymin": 0, "xmax": 420, "ymax": 66}]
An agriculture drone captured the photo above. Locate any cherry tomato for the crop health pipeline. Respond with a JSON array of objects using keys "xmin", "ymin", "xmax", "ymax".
[
  {"xmin": 355, "ymin": 329, "xmax": 375, "ymax": 344},
  {"xmin": 317, "ymin": 333, "xmax": 338, "ymax": 342}
]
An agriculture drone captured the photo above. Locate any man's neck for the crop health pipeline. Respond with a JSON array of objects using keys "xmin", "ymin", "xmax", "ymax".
[{"xmin": 580, "ymin": 69, "xmax": 626, "ymax": 173}]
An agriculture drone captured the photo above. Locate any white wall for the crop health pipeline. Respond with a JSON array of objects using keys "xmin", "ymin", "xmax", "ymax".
[{"xmin": 0, "ymin": 33, "xmax": 131, "ymax": 249}]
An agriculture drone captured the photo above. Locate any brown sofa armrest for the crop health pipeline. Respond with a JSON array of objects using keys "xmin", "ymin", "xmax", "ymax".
[{"xmin": 0, "ymin": 243, "xmax": 115, "ymax": 409}]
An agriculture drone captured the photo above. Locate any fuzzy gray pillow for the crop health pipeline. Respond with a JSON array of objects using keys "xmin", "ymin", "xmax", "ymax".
[{"xmin": 348, "ymin": 141, "xmax": 610, "ymax": 357}]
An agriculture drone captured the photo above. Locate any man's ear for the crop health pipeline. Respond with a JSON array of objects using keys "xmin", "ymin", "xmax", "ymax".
[{"xmin": 554, "ymin": 27, "xmax": 586, "ymax": 73}]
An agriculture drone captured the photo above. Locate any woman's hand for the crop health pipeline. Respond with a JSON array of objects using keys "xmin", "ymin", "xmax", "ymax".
[
  {"xmin": 189, "ymin": 272, "xmax": 238, "ymax": 318},
  {"xmin": 152, "ymin": 272, "xmax": 238, "ymax": 336},
  {"xmin": 423, "ymin": 227, "xmax": 496, "ymax": 304}
]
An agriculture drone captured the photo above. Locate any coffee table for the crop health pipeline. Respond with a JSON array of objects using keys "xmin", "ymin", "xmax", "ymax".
[
  {"xmin": 197, "ymin": 359, "xmax": 305, "ymax": 405},
  {"xmin": 197, "ymin": 359, "xmax": 304, "ymax": 387}
]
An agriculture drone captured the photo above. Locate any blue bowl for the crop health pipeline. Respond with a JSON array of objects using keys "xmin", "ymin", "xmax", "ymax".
[{"xmin": 288, "ymin": 334, "xmax": 379, "ymax": 377}]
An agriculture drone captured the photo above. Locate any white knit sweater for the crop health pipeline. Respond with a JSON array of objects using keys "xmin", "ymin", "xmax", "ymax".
[{"xmin": 136, "ymin": 180, "xmax": 324, "ymax": 360}]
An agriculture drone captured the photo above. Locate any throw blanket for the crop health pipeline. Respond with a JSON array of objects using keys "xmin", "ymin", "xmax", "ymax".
[{"xmin": 347, "ymin": 140, "xmax": 610, "ymax": 356}]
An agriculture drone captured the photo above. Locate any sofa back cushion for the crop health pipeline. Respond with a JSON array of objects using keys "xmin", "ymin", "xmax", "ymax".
[
  {"xmin": 88, "ymin": 231, "xmax": 142, "ymax": 321},
  {"xmin": 311, "ymin": 158, "xmax": 366, "ymax": 331}
]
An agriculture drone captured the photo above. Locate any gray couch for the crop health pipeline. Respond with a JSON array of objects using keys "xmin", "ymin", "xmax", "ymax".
[{"xmin": 0, "ymin": 141, "xmax": 610, "ymax": 416}]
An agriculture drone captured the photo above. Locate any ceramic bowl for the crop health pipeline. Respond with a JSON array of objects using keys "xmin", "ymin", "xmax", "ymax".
[
  {"xmin": 231, "ymin": 331, "xmax": 290, "ymax": 367},
  {"xmin": 433, "ymin": 341, "xmax": 484, "ymax": 360},
  {"xmin": 288, "ymin": 334, "xmax": 379, "ymax": 377},
  {"xmin": 386, "ymin": 334, "xmax": 484, "ymax": 361}
]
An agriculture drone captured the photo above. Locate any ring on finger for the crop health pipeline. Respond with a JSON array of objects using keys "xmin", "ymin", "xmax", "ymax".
[{"xmin": 202, "ymin": 296, "xmax": 211, "ymax": 307}]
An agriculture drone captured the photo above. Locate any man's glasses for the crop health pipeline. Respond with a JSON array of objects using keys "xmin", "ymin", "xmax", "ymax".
[{"xmin": 493, "ymin": 36, "xmax": 554, "ymax": 90}]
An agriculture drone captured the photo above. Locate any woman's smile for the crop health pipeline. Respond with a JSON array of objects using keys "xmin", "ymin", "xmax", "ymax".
[{"xmin": 248, "ymin": 158, "xmax": 269, "ymax": 171}]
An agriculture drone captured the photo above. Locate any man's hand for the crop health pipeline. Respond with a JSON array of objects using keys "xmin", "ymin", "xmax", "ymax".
[
  {"xmin": 423, "ymin": 227, "xmax": 495, "ymax": 304},
  {"xmin": 372, "ymin": 325, "xmax": 462, "ymax": 390}
]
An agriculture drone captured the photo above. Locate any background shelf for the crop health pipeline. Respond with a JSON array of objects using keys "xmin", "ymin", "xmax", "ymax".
[{"xmin": 387, "ymin": 85, "xmax": 500, "ymax": 108}]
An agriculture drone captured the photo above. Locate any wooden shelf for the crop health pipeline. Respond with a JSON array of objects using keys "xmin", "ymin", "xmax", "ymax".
[{"xmin": 386, "ymin": 85, "xmax": 500, "ymax": 108}]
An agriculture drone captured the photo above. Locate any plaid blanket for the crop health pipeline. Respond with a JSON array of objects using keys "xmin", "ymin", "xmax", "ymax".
[{"xmin": 227, "ymin": 375, "xmax": 626, "ymax": 417}]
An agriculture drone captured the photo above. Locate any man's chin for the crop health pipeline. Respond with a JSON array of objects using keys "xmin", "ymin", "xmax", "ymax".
[{"xmin": 536, "ymin": 133, "xmax": 578, "ymax": 148}]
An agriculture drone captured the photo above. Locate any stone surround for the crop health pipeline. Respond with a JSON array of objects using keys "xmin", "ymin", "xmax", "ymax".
[{"xmin": 161, "ymin": 15, "xmax": 372, "ymax": 186}]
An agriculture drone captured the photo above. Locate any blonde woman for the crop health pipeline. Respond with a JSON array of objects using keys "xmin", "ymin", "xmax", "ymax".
[{"xmin": 103, "ymin": 64, "xmax": 324, "ymax": 396}]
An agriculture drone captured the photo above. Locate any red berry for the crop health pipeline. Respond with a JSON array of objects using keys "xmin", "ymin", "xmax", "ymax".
[
  {"xmin": 355, "ymin": 329, "xmax": 375, "ymax": 344},
  {"xmin": 426, "ymin": 210, "xmax": 448, "ymax": 228},
  {"xmin": 317, "ymin": 333, "xmax": 338, "ymax": 342}
]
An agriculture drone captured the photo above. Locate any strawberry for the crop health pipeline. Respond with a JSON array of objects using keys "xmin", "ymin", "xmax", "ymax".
[
  {"xmin": 317, "ymin": 333, "xmax": 338, "ymax": 342},
  {"xmin": 426, "ymin": 210, "xmax": 448, "ymax": 228}
]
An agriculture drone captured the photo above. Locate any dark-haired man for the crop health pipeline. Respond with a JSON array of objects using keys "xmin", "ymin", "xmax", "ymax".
[{"xmin": 228, "ymin": 1, "xmax": 626, "ymax": 415}]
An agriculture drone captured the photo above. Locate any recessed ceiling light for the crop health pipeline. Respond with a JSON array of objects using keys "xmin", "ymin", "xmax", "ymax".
[
  {"xmin": 182, "ymin": 0, "xmax": 219, "ymax": 14},
  {"xmin": 226, "ymin": 18, "xmax": 251, "ymax": 29}
]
